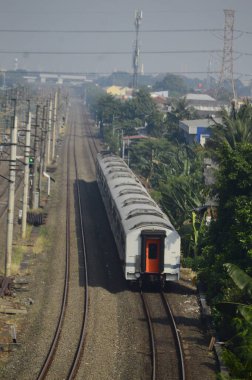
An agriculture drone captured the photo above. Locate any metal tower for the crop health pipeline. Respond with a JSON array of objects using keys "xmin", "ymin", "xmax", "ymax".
[
  {"xmin": 132, "ymin": 10, "xmax": 143, "ymax": 92},
  {"xmin": 217, "ymin": 9, "xmax": 236, "ymax": 98}
]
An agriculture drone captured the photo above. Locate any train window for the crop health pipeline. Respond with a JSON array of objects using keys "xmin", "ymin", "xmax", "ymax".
[{"xmin": 148, "ymin": 243, "xmax": 158, "ymax": 259}]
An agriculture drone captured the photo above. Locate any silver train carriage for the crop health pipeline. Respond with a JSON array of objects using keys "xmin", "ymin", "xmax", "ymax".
[{"xmin": 96, "ymin": 152, "xmax": 180, "ymax": 284}]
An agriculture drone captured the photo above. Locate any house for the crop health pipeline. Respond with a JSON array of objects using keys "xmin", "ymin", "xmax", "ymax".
[
  {"xmin": 183, "ymin": 93, "xmax": 225, "ymax": 117},
  {"xmin": 105, "ymin": 86, "xmax": 133, "ymax": 99},
  {"xmin": 179, "ymin": 118, "xmax": 221, "ymax": 146}
]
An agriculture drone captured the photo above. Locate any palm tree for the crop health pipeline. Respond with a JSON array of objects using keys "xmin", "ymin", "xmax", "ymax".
[
  {"xmin": 207, "ymin": 104, "xmax": 252, "ymax": 152},
  {"xmin": 171, "ymin": 97, "xmax": 199, "ymax": 121}
]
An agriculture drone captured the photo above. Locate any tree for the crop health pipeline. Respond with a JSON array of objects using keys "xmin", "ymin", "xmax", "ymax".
[
  {"xmin": 130, "ymin": 139, "xmax": 205, "ymax": 229},
  {"xmin": 153, "ymin": 73, "xmax": 188, "ymax": 96},
  {"xmin": 217, "ymin": 264, "xmax": 252, "ymax": 379},
  {"xmin": 146, "ymin": 111, "xmax": 165, "ymax": 137},
  {"xmin": 171, "ymin": 97, "xmax": 199, "ymax": 120},
  {"xmin": 131, "ymin": 87, "xmax": 157, "ymax": 122},
  {"xmin": 207, "ymin": 104, "xmax": 252, "ymax": 153}
]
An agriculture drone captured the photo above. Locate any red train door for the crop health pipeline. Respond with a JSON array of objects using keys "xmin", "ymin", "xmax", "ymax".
[{"xmin": 145, "ymin": 239, "xmax": 160, "ymax": 273}]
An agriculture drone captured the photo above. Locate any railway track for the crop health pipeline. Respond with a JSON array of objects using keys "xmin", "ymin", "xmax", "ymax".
[
  {"xmin": 37, "ymin": 120, "xmax": 89, "ymax": 379},
  {"xmin": 141, "ymin": 290, "xmax": 186, "ymax": 380},
  {"xmin": 81, "ymin": 107, "xmax": 100, "ymax": 158},
  {"xmin": 81, "ymin": 105, "xmax": 186, "ymax": 379}
]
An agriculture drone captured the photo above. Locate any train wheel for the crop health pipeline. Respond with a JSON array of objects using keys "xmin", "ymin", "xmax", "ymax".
[
  {"xmin": 160, "ymin": 277, "xmax": 165, "ymax": 290},
  {"xmin": 138, "ymin": 278, "xmax": 143, "ymax": 289}
]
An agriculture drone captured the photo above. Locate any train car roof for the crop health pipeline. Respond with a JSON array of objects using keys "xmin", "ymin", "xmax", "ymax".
[{"xmin": 97, "ymin": 153, "xmax": 176, "ymax": 233}]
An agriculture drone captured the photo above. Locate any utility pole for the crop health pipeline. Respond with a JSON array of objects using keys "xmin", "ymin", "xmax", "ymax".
[
  {"xmin": 132, "ymin": 9, "xmax": 143, "ymax": 93},
  {"xmin": 217, "ymin": 9, "xmax": 236, "ymax": 99},
  {"xmin": 52, "ymin": 90, "xmax": 58, "ymax": 161},
  {"xmin": 46, "ymin": 98, "xmax": 52, "ymax": 165},
  {"xmin": 22, "ymin": 106, "xmax": 31, "ymax": 239},
  {"xmin": 31, "ymin": 105, "xmax": 40, "ymax": 209},
  {"xmin": 38, "ymin": 105, "xmax": 46, "ymax": 205},
  {"xmin": 5, "ymin": 100, "xmax": 18, "ymax": 276}
]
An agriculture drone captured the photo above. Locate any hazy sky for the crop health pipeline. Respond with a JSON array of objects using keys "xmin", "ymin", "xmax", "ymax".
[{"xmin": 0, "ymin": 0, "xmax": 251, "ymax": 82}]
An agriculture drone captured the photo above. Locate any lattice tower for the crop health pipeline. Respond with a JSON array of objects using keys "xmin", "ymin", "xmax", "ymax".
[
  {"xmin": 217, "ymin": 9, "xmax": 236, "ymax": 98},
  {"xmin": 132, "ymin": 10, "xmax": 142, "ymax": 92}
]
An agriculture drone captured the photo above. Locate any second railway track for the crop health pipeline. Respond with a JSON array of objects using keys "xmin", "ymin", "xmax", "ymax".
[{"xmin": 37, "ymin": 112, "xmax": 89, "ymax": 379}]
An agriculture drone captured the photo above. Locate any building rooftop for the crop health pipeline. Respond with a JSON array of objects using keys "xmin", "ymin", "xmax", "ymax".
[
  {"xmin": 184, "ymin": 93, "xmax": 216, "ymax": 102},
  {"xmin": 180, "ymin": 118, "xmax": 221, "ymax": 128}
]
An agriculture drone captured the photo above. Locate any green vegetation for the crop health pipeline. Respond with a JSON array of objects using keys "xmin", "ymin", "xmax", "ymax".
[
  {"xmin": 152, "ymin": 73, "xmax": 188, "ymax": 96},
  {"xmin": 33, "ymin": 226, "xmax": 51, "ymax": 255},
  {"xmin": 217, "ymin": 264, "xmax": 252, "ymax": 379},
  {"xmin": 88, "ymin": 88, "xmax": 252, "ymax": 378}
]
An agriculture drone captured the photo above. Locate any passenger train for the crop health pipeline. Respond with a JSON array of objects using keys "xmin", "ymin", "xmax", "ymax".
[{"xmin": 96, "ymin": 152, "xmax": 180, "ymax": 286}]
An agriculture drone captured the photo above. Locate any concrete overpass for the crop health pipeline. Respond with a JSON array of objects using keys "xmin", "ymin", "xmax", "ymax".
[{"xmin": 39, "ymin": 73, "xmax": 87, "ymax": 84}]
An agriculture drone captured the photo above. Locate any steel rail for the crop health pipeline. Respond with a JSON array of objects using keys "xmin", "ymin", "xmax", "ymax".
[
  {"xmin": 66, "ymin": 121, "xmax": 89, "ymax": 379},
  {"xmin": 83, "ymin": 104, "xmax": 185, "ymax": 379},
  {"xmin": 160, "ymin": 291, "xmax": 186, "ymax": 380},
  {"xmin": 36, "ymin": 132, "xmax": 71, "ymax": 380},
  {"xmin": 140, "ymin": 290, "xmax": 157, "ymax": 380},
  {"xmin": 141, "ymin": 290, "xmax": 186, "ymax": 380}
]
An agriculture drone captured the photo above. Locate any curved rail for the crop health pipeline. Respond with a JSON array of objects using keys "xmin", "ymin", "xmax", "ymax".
[
  {"xmin": 83, "ymin": 105, "xmax": 185, "ymax": 379},
  {"xmin": 37, "ymin": 120, "xmax": 89, "ymax": 379},
  {"xmin": 161, "ymin": 291, "xmax": 186, "ymax": 380},
  {"xmin": 141, "ymin": 290, "xmax": 186, "ymax": 380},
  {"xmin": 36, "ymin": 133, "xmax": 71, "ymax": 380},
  {"xmin": 67, "ymin": 122, "xmax": 89, "ymax": 379},
  {"xmin": 140, "ymin": 290, "xmax": 157, "ymax": 380}
]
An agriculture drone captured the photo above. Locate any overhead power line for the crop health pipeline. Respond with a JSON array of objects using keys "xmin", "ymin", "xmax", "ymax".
[
  {"xmin": 0, "ymin": 28, "xmax": 251, "ymax": 34},
  {"xmin": 0, "ymin": 28, "xmax": 225, "ymax": 33},
  {"xmin": 0, "ymin": 49, "xmax": 223, "ymax": 55}
]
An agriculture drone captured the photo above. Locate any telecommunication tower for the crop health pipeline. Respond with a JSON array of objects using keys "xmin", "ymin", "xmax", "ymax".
[
  {"xmin": 132, "ymin": 9, "xmax": 143, "ymax": 92},
  {"xmin": 217, "ymin": 9, "xmax": 236, "ymax": 98},
  {"xmin": 14, "ymin": 58, "xmax": 19, "ymax": 71}
]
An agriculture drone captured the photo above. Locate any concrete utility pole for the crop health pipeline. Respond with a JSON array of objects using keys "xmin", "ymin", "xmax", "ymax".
[
  {"xmin": 52, "ymin": 90, "xmax": 58, "ymax": 161},
  {"xmin": 46, "ymin": 98, "xmax": 52, "ymax": 165},
  {"xmin": 38, "ymin": 105, "xmax": 47, "ymax": 205},
  {"xmin": 31, "ymin": 105, "xmax": 40, "ymax": 209},
  {"xmin": 5, "ymin": 102, "xmax": 18, "ymax": 276},
  {"xmin": 22, "ymin": 109, "xmax": 31, "ymax": 239}
]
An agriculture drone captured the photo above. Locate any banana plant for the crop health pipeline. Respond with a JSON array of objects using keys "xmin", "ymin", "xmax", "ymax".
[{"xmin": 216, "ymin": 263, "xmax": 252, "ymax": 379}]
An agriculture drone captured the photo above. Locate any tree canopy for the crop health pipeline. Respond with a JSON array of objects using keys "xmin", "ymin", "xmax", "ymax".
[{"xmin": 153, "ymin": 73, "xmax": 188, "ymax": 96}]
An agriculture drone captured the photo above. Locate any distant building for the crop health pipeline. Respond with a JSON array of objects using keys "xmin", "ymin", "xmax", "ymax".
[
  {"xmin": 23, "ymin": 76, "xmax": 37, "ymax": 83},
  {"xmin": 179, "ymin": 118, "xmax": 221, "ymax": 146},
  {"xmin": 151, "ymin": 91, "xmax": 169, "ymax": 98},
  {"xmin": 183, "ymin": 93, "xmax": 225, "ymax": 117},
  {"xmin": 105, "ymin": 86, "xmax": 133, "ymax": 99}
]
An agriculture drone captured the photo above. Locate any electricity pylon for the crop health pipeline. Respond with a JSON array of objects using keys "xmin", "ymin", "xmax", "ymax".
[{"xmin": 217, "ymin": 9, "xmax": 236, "ymax": 99}]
